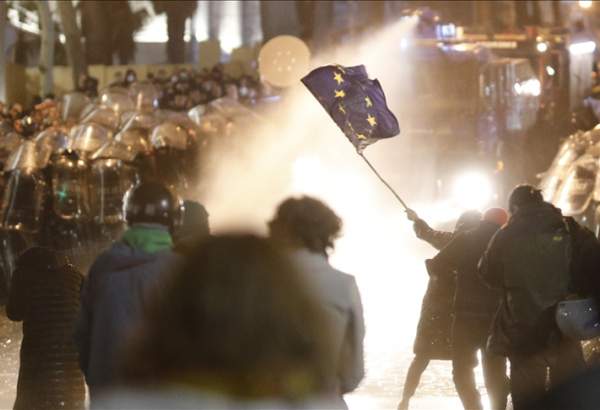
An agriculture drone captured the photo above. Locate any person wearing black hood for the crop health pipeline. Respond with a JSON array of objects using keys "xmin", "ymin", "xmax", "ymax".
[
  {"xmin": 75, "ymin": 181, "xmax": 181, "ymax": 401},
  {"xmin": 427, "ymin": 208, "xmax": 510, "ymax": 410},
  {"xmin": 173, "ymin": 200, "xmax": 210, "ymax": 253},
  {"xmin": 479, "ymin": 184, "xmax": 597, "ymax": 409},
  {"xmin": 398, "ymin": 209, "xmax": 481, "ymax": 410},
  {"xmin": 7, "ymin": 214, "xmax": 85, "ymax": 410}
]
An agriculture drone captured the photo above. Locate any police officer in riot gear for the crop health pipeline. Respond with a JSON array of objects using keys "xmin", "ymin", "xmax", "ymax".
[{"xmin": 75, "ymin": 180, "xmax": 182, "ymax": 401}]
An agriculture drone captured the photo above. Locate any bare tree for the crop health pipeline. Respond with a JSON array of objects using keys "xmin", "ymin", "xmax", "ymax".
[
  {"xmin": 37, "ymin": 0, "xmax": 55, "ymax": 96},
  {"xmin": 56, "ymin": 0, "xmax": 86, "ymax": 88}
]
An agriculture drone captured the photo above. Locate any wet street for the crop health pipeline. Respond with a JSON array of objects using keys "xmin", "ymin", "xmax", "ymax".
[
  {"xmin": 0, "ymin": 281, "xmax": 488, "ymax": 410},
  {"xmin": 0, "ymin": 309, "xmax": 19, "ymax": 410}
]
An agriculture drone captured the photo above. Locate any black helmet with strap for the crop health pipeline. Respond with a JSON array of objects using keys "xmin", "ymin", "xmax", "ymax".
[{"xmin": 123, "ymin": 181, "xmax": 183, "ymax": 230}]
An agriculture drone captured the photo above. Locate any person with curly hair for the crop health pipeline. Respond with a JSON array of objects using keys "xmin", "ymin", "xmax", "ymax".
[
  {"xmin": 94, "ymin": 234, "xmax": 342, "ymax": 409},
  {"xmin": 269, "ymin": 196, "xmax": 365, "ymax": 403}
]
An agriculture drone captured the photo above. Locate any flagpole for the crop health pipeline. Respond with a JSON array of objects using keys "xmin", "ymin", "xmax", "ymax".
[{"xmin": 358, "ymin": 152, "xmax": 409, "ymax": 210}]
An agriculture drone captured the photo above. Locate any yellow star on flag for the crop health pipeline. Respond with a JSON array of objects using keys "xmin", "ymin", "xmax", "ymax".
[
  {"xmin": 335, "ymin": 89, "xmax": 346, "ymax": 98},
  {"xmin": 338, "ymin": 104, "xmax": 346, "ymax": 114},
  {"xmin": 365, "ymin": 96, "xmax": 373, "ymax": 107},
  {"xmin": 367, "ymin": 114, "xmax": 377, "ymax": 127},
  {"xmin": 334, "ymin": 72, "xmax": 344, "ymax": 85},
  {"xmin": 357, "ymin": 133, "xmax": 367, "ymax": 140}
]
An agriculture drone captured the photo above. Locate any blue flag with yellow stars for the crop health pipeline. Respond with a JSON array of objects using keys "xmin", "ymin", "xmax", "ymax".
[{"xmin": 301, "ymin": 64, "xmax": 400, "ymax": 153}]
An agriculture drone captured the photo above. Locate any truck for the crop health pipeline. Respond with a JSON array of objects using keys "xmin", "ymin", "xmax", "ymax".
[{"xmin": 394, "ymin": 21, "xmax": 540, "ymax": 205}]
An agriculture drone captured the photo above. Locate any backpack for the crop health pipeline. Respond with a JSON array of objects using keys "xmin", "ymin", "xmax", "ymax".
[{"xmin": 500, "ymin": 216, "xmax": 572, "ymax": 352}]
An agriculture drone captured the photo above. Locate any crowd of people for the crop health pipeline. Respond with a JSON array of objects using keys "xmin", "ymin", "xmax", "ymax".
[
  {"xmin": 80, "ymin": 64, "xmax": 273, "ymax": 112},
  {"xmin": 0, "ymin": 63, "xmax": 270, "ymax": 149},
  {"xmin": 401, "ymin": 185, "xmax": 600, "ymax": 410},
  {"xmin": 2, "ymin": 168, "xmax": 600, "ymax": 410},
  {"xmin": 2, "ymin": 60, "xmax": 600, "ymax": 410},
  {"xmin": 7, "ymin": 180, "xmax": 365, "ymax": 410},
  {"xmin": 0, "ymin": 62, "xmax": 275, "ymax": 288}
]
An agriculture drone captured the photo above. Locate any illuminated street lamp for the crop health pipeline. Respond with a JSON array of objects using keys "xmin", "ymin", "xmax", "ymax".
[{"xmin": 536, "ymin": 41, "xmax": 549, "ymax": 53}]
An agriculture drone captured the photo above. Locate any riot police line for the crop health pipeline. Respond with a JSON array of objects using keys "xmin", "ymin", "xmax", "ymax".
[
  {"xmin": 0, "ymin": 79, "xmax": 267, "ymax": 301},
  {"xmin": 539, "ymin": 124, "xmax": 600, "ymax": 237}
]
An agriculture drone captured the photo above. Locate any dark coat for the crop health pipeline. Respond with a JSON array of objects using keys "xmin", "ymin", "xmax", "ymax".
[
  {"xmin": 479, "ymin": 203, "xmax": 573, "ymax": 356},
  {"xmin": 74, "ymin": 241, "xmax": 179, "ymax": 397},
  {"xmin": 534, "ymin": 366, "xmax": 600, "ymax": 410},
  {"xmin": 7, "ymin": 247, "xmax": 85, "ymax": 410},
  {"xmin": 427, "ymin": 220, "xmax": 502, "ymax": 321},
  {"xmin": 564, "ymin": 217, "xmax": 600, "ymax": 300},
  {"xmin": 413, "ymin": 220, "xmax": 455, "ymax": 358}
]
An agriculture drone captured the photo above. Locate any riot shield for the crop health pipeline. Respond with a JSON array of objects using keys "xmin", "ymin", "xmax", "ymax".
[
  {"xmin": 88, "ymin": 158, "xmax": 137, "ymax": 225},
  {"xmin": 150, "ymin": 122, "xmax": 189, "ymax": 150},
  {"xmin": 4, "ymin": 140, "xmax": 48, "ymax": 173},
  {"xmin": 61, "ymin": 91, "xmax": 91, "ymax": 122},
  {"xmin": 67, "ymin": 123, "xmax": 112, "ymax": 155},
  {"xmin": 129, "ymin": 82, "xmax": 160, "ymax": 112},
  {"xmin": 0, "ymin": 168, "xmax": 45, "ymax": 233},
  {"xmin": 80, "ymin": 106, "xmax": 120, "ymax": 131},
  {"xmin": 554, "ymin": 154, "xmax": 597, "ymax": 216},
  {"xmin": 49, "ymin": 152, "xmax": 90, "ymax": 220},
  {"xmin": 99, "ymin": 87, "xmax": 136, "ymax": 114}
]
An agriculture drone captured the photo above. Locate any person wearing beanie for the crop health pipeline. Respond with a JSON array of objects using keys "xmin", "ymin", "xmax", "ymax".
[
  {"xmin": 483, "ymin": 208, "xmax": 509, "ymax": 227},
  {"xmin": 479, "ymin": 184, "xmax": 599, "ymax": 409},
  {"xmin": 426, "ymin": 207, "xmax": 509, "ymax": 410}
]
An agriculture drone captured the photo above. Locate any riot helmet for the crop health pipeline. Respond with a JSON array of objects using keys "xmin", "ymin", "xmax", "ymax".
[
  {"xmin": 508, "ymin": 184, "xmax": 543, "ymax": 214},
  {"xmin": 123, "ymin": 181, "xmax": 182, "ymax": 230}
]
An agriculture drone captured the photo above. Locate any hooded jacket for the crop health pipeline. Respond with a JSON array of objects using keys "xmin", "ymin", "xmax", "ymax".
[
  {"xmin": 426, "ymin": 220, "xmax": 502, "ymax": 320},
  {"xmin": 479, "ymin": 203, "xmax": 572, "ymax": 355},
  {"xmin": 75, "ymin": 225, "xmax": 179, "ymax": 395}
]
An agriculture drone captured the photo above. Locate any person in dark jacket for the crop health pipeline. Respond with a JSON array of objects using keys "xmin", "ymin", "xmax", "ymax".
[
  {"xmin": 427, "ymin": 208, "xmax": 509, "ymax": 410},
  {"xmin": 75, "ymin": 181, "xmax": 181, "ymax": 400},
  {"xmin": 398, "ymin": 209, "xmax": 481, "ymax": 410},
  {"xmin": 7, "ymin": 218, "xmax": 85, "ymax": 410},
  {"xmin": 172, "ymin": 200, "xmax": 210, "ymax": 253},
  {"xmin": 479, "ymin": 185, "xmax": 588, "ymax": 409}
]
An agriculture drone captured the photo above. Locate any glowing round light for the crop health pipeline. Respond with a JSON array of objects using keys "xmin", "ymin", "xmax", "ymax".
[
  {"xmin": 400, "ymin": 38, "xmax": 409, "ymax": 50},
  {"xmin": 579, "ymin": 0, "xmax": 593, "ymax": 9},
  {"xmin": 569, "ymin": 41, "xmax": 597, "ymax": 55},
  {"xmin": 546, "ymin": 65, "xmax": 556, "ymax": 76},
  {"xmin": 536, "ymin": 42, "xmax": 548, "ymax": 53},
  {"xmin": 513, "ymin": 79, "xmax": 541, "ymax": 97},
  {"xmin": 527, "ymin": 79, "xmax": 541, "ymax": 97},
  {"xmin": 451, "ymin": 171, "xmax": 493, "ymax": 210},
  {"xmin": 258, "ymin": 35, "xmax": 311, "ymax": 88}
]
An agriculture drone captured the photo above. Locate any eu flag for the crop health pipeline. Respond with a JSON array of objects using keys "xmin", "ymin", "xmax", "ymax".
[{"xmin": 301, "ymin": 64, "xmax": 400, "ymax": 153}]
